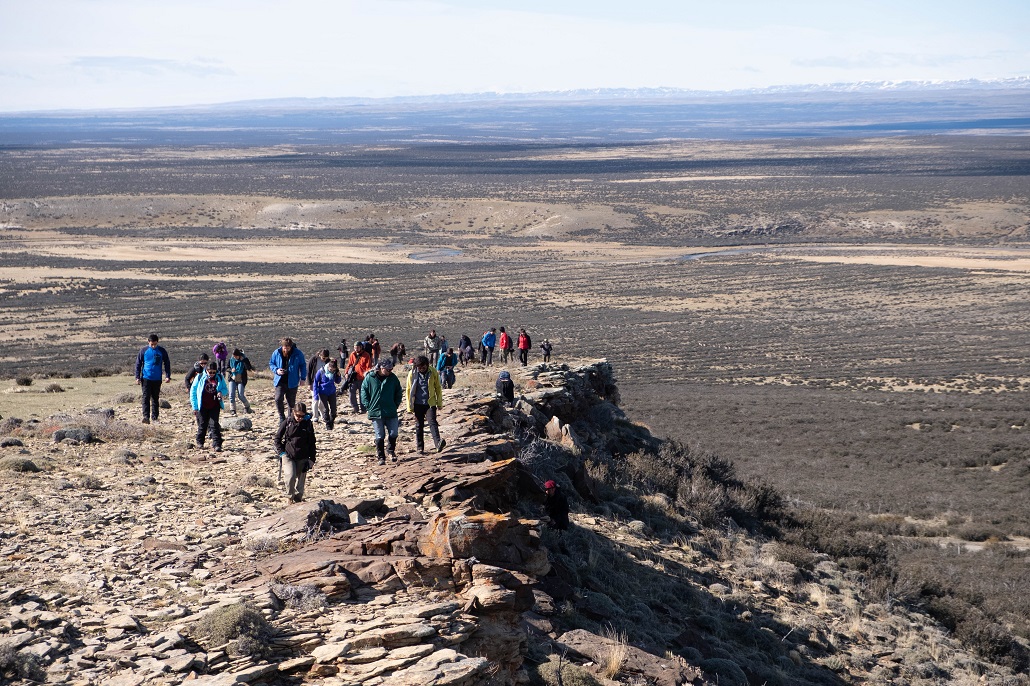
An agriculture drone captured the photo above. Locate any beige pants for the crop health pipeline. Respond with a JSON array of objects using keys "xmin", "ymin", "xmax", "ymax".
[{"xmin": 281, "ymin": 457, "xmax": 309, "ymax": 501}]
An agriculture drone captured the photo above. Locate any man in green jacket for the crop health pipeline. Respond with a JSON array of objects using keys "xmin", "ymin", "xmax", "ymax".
[{"xmin": 361, "ymin": 358, "xmax": 404, "ymax": 464}]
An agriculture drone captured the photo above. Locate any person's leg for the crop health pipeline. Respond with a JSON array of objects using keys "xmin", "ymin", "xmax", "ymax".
[
  {"xmin": 413, "ymin": 404, "xmax": 427, "ymax": 453},
  {"xmin": 311, "ymin": 389, "xmax": 321, "ymax": 422},
  {"xmin": 238, "ymin": 383, "xmax": 252, "ymax": 412},
  {"xmin": 140, "ymin": 379, "xmax": 153, "ymax": 423},
  {"xmin": 195, "ymin": 410, "xmax": 207, "ymax": 447},
  {"xmin": 282, "ymin": 455, "xmax": 298, "ymax": 500},
  {"xmin": 274, "ymin": 385, "xmax": 287, "ymax": 422},
  {"xmin": 386, "ymin": 416, "xmax": 399, "ymax": 460},
  {"xmin": 427, "ymin": 406, "xmax": 444, "ymax": 452},
  {"xmin": 372, "ymin": 418, "xmax": 386, "ymax": 463},
  {"xmin": 294, "ymin": 464, "xmax": 307, "ymax": 501},
  {"xmin": 322, "ymin": 395, "xmax": 336, "ymax": 429},
  {"xmin": 487, "ymin": 347, "xmax": 494, "ymax": 365},
  {"xmin": 150, "ymin": 380, "xmax": 162, "ymax": 420},
  {"xmin": 228, "ymin": 380, "xmax": 239, "ymax": 414},
  {"xmin": 349, "ymin": 384, "xmax": 359, "ymax": 413},
  {"xmin": 209, "ymin": 409, "xmax": 223, "ymax": 450},
  {"xmin": 285, "ymin": 386, "xmax": 298, "ymax": 412}
]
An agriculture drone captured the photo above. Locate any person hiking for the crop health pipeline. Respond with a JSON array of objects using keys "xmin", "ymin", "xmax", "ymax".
[
  {"xmin": 498, "ymin": 327, "xmax": 513, "ymax": 364},
  {"xmin": 423, "ymin": 329, "xmax": 441, "ymax": 366},
  {"xmin": 134, "ymin": 333, "xmax": 171, "ymax": 425},
  {"xmin": 480, "ymin": 328, "xmax": 497, "ymax": 365},
  {"xmin": 389, "ymin": 341, "xmax": 406, "ymax": 367},
  {"xmin": 336, "ymin": 338, "xmax": 349, "ymax": 368},
  {"xmin": 274, "ymin": 402, "xmax": 316, "ymax": 503},
  {"xmin": 366, "ymin": 333, "xmax": 381, "ymax": 364},
  {"xmin": 437, "ymin": 347, "xmax": 458, "ymax": 389},
  {"xmin": 269, "ymin": 337, "xmax": 307, "ymax": 423},
  {"xmin": 361, "ymin": 358, "xmax": 403, "ymax": 464},
  {"xmin": 307, "ymin": 349, "xmax": 331, "ymax": 423},
  {"xmin": 406, "ymin": 355, "xmax": 446, "ymax": 455},
  {"xmin": 540, "ymin": 339, "xmax": 553, "ymax": 363},
  {"xmin": 226, "ymin": 348, "xmax": 254, "ymax": 415},
  {"xmin": 190, "ymin": 362, "xmax": 227, "ymax": 452},
  {"xmin": 184, "ymin": 353, "xmax": 210, "ymax": 390},
  {"xmin": 313, "ymin": 358, "xmax": 343, "ymax": 429},
  {"xmin": 517, "ymin": 328, "xmax": 532, "ymax": 367},
  {"xmin": 344, "ymin": 341, "xmax": 373, "ymax": 413},
  {"xmin": 457, "ymin": 335, "xmax": 474, "ymax": 367},
  {"xmin": 496, "ymin": 370, "xmax": 515, "ymax": 406},
  {"xmin": 543, "ymin": 480, "xmax": 570, "ymax": 531},
  {"xmin": 212, "ymin": 341, "xmax": 229, "ymax": 376}
]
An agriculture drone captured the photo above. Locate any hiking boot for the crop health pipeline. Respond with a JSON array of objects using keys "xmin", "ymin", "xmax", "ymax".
[
  {"xmin": 213, "ymin": 446, "xmax": 222, "ymax": 453},
  {"xmin": 244, "ymin": 406, "xmax": 252, "ymax": 414},
  {"xmin": 388, "ymin": 436, "xmax": 397, "ymax": 461},
  {"xmin": 375, "ymin": 438, "xmax": 386, "ymax": 465},
  {"xmin": 436, "ymin": 438, "xmax": 446, "ymax": 453},
  {"xmin": 142, "ymin": 417, "xmax": 150, "ymax": 425}
]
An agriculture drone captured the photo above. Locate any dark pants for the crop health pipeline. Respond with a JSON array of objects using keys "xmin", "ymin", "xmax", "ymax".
[
  {"xmin": 141, "ymin": 379, "xmax": 162, "ymax": 421},
  {"xmin": 481, "ymin": 346, "xmax": 494, "ymax": 365},
  {"xmin": 518, "ymin": 349, "xmax": 528, "ymax": 366},
  {"xmin": 441, "ymin": 367, "xmax": 455, "ymax": 389},
  {"xmin": 196, "ymin": 407, "xmax": 222, "ymax": 448},
  {"xmin": 412, "ymin": 404, "xmax": 440, "ymax": 452},
  {"xmin": 319, "ymin": 393, "xmax": 338, "ymax": 429},
  {"xmin": 274, "ymin": 385, "xmax": 298, "ymax": 422}
]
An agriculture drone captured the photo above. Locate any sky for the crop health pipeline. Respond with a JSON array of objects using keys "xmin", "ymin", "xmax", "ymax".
[{"xmin": 1, "ymin": 0, "xmax": 1028, "ymax": 112}]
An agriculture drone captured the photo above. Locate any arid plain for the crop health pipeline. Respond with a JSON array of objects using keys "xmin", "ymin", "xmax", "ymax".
[{"xmin": 2, "ymin": 134, "xmax": 1030, "ymax": 680}]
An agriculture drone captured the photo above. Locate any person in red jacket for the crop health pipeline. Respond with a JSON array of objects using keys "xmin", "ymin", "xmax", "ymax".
[
  {"xmin": 344, "ymin": 342, "xmax": 373, "ymax": 413},
  {"xmin": 517, "ymin": 328, "xmax": 532, "ymax": 367},
  {"xmin": 498, "ymin": 327, "xmax": 513, "ymax": 364}
]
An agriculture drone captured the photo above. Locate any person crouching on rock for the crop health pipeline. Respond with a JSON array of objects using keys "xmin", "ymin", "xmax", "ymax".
[
  {"xmin": 275, "ymin": 402, "xmax": 316, "ymax": 503},
  {"xmin": 191, "ymin": 362, "xmax": 227, "ymax": 452},
  {"xmin": 406, "ymin": 355, "xmax": 446, "ymax": 455},
  {"xmin": 362, "ymin": 358, "xmax": 403, "ymax": 464},
  {"xmin": 543, "ymin": 480, "xmax": 570, "ymax": 531},
  {"xmin": 496, "ymin": 370, "xmax": 515, "ymax": 406}
]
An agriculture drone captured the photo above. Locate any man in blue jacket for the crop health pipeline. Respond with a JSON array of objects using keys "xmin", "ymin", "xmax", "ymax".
[
  {"xmin": 480, "ymin": 328, "xmax": 497, "ymax": 366},
  {"xmin": 269, "ymin": 337, "xmax": 307, "ymax": 423},
  {"xmin": 134, "ymin": 333, "xmax": 171, "ymax": 424}
]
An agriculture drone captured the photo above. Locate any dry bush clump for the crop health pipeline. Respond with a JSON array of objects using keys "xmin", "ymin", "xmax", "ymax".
[
  {"xmin": 188, "ymin": 602, "xmax": 274, "ymax": 657},
  {"xmin": 240, "ymin": 473, "xmax": 276, "ymax": 489},
  {"xmin": 599, "ymin": 625, "xmax": 629, "ymax": 679},
  {"xmin": 14, "ymin": 376, "xmax": 32, "ymax": 387},
  {"xmin": 0, "ymin": 642, "xmax": 46, "ymax": 681},
  {"xmin": 43, "ymin": 383, "xmax": 65, "ymax": 393},
  {"xmin": 269, "ymin": 583, "xmax": 327, "ymax": 611},
  {"xmin": 0, "ymin": 456, "xmax": 40, "ymax": 473},
  {"xmin": 530, "ymin": 655, "xmax": 601, "ymax": 686},
  {"xmin": 0, "ymin": 418, "xmax": 22, "ymax": 435}
]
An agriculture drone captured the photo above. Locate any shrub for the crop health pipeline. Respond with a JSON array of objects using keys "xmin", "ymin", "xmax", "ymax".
[
  {"xmin": 0, "ymin": 457, "xmax": 40, "ymax": 473},
  {"xmin": 0, "ymin": 417, "xmax": 22, "ymax": 435},
  {"xmin": 953, "ymin": 523, "xmax": 1007, "ymax": 543},
  {"xmin": 532, "ymin": 655, "xmax": 601, "ymax": 686},
  {"xmin": 43, "ymin": 383, "xmax": 65, "ymax": 393},
  {"xmin": 189, "ymin": 602, "xmax": 273, "ymax": 657},
  {"xmin": 81, "ymin": 367, "xmax": 112, "ymax": 378},
  {"xmin": 0, "ymin": 643, "xmax": 46, "ymax": 681},
  {"xmin": 269, "ymin": 583, "xmax": 328, "ymax": 611},
  {"xmin": 14, "ymin": 377, "xmax": 32, "ymax": 387}
]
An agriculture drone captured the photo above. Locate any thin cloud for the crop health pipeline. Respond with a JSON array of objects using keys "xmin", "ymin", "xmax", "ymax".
[
  {"xmin": 71, "ymin": 56, "xmax": 234, "ymax": 78},
  {"xmin": 794, "ymin": 52, "xmax": 976, "ymax": 70}
]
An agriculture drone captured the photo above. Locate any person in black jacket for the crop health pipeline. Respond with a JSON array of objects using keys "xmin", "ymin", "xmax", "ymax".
[
  {"xmin": 543, "ymin": 480, "xmax": 570, "ymax": 531},
  {"xmin": 495, "ymin": 370, "xmax": 515, "ymax": 406},
  {"xmin": 274, "ymin": 402, "xmax": 317, "ymax": 503}
]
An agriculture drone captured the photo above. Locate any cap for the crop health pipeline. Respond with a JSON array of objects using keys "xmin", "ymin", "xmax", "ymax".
[
  {"xmin": 379, "ymin": 358, "xmax": 395, "ymax": 369},
  {"xmin": 544, "ymin": 480, "xmax": 557, "ymax": 490}
]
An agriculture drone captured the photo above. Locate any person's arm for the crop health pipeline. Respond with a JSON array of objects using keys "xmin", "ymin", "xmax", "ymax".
[
  {"xmin": 273, "ymin": 420, "xmax": 287, "ymax": 453},
  {"xmin": 393, "ymin": 376, "xmax": 403, "ymax": 409},
  {"xmin": 269, "ymin": 351, "xmax": 279, "ymax": 375},
  {"xmin": 161, "ymin": 346, "xmax": 172, "ymax": 381},
  {"xmin": 134, "ymin": 349, "xmax": 144, "ymax": 382}
]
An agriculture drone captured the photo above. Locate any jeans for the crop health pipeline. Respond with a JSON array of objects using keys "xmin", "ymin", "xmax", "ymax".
[
  {"xmin": 349, "ymin": 383, "xmax": 364, "ymax": 413},
  {"xmin": 371, "ymin": 416, "xmax": 399, "ymax": 441},
  {"xmin": 441, "ymin": 367, "xmax": 455, "ymax": 389},
  {"xmin": 196, "ymin": 407, "xmax": 222, "ymax": 448},
  {"xmin": 228, "ymin": 380, "xmax": 251, "ymax": 412},
  {"xmin": 274, "ymin": 385, "xmax": 298, "ymax": 422},
  {"xmin": 140, "ymin": 379, "xmax": 162, "ymax": 421}
]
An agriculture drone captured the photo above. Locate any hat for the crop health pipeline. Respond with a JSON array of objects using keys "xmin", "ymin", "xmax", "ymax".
[
  {"xmin": 379, "ymin": 358, "xmax": 395, "ymax": 369},
  {"xmin": 543, "ymin": 480, "xmax": 557, "ymax": 490},
  {"xmin": 498, "ymin": 371, "xmax": 511, "ymax": 380}
]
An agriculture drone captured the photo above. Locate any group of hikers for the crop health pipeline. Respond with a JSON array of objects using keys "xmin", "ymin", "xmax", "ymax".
[{"xmin": 133, "ymin": 329, "xmax": 561, "ymax": 508}]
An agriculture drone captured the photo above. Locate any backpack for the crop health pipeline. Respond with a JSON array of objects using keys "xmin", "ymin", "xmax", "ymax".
[{"xmin": 361, "ymin": 341, "xmax": 374, "ymax": 354}]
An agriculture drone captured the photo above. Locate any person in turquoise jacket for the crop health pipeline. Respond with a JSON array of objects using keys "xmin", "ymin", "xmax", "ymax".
[
  {"xmin": 269, "ymin": 337, "xmax": 307, "ymax": 423},
  {"xmin": 190, "ymin": 362, "xmax": 228, "ymax": 451},
  {"xmin": 361, "ymin": 358, "xmax": 403, "ymax": 464}
]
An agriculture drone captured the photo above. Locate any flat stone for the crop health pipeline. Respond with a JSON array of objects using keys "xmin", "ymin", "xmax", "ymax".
[{"xmin": 312, "ymin": 641, "xmax": 352, "ymax": 663}]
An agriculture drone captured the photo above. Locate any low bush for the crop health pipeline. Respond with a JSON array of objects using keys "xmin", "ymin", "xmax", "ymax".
[
  {"xmin": 189, "ymin": 602, "xmax": 273, "ymax": 657},
  {"xmin": 14, "ymin": 376, "xmax": 32, "ymax": 387}
]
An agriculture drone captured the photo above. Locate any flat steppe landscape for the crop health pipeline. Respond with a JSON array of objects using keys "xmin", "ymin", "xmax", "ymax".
[{"xmin": 1, "ymin": 118, "xmax": 1029, "ymax": 684}]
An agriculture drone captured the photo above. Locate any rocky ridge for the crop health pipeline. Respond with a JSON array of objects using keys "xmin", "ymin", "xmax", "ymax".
[{"xmin": 1, "ymin": 360, "xmax": 1023, "ymax": 686}]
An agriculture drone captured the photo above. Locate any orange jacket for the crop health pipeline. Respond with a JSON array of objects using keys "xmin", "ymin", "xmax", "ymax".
[{"xmin": 346, "ymin": 350, "xmax": 373, "ymax": 381}]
